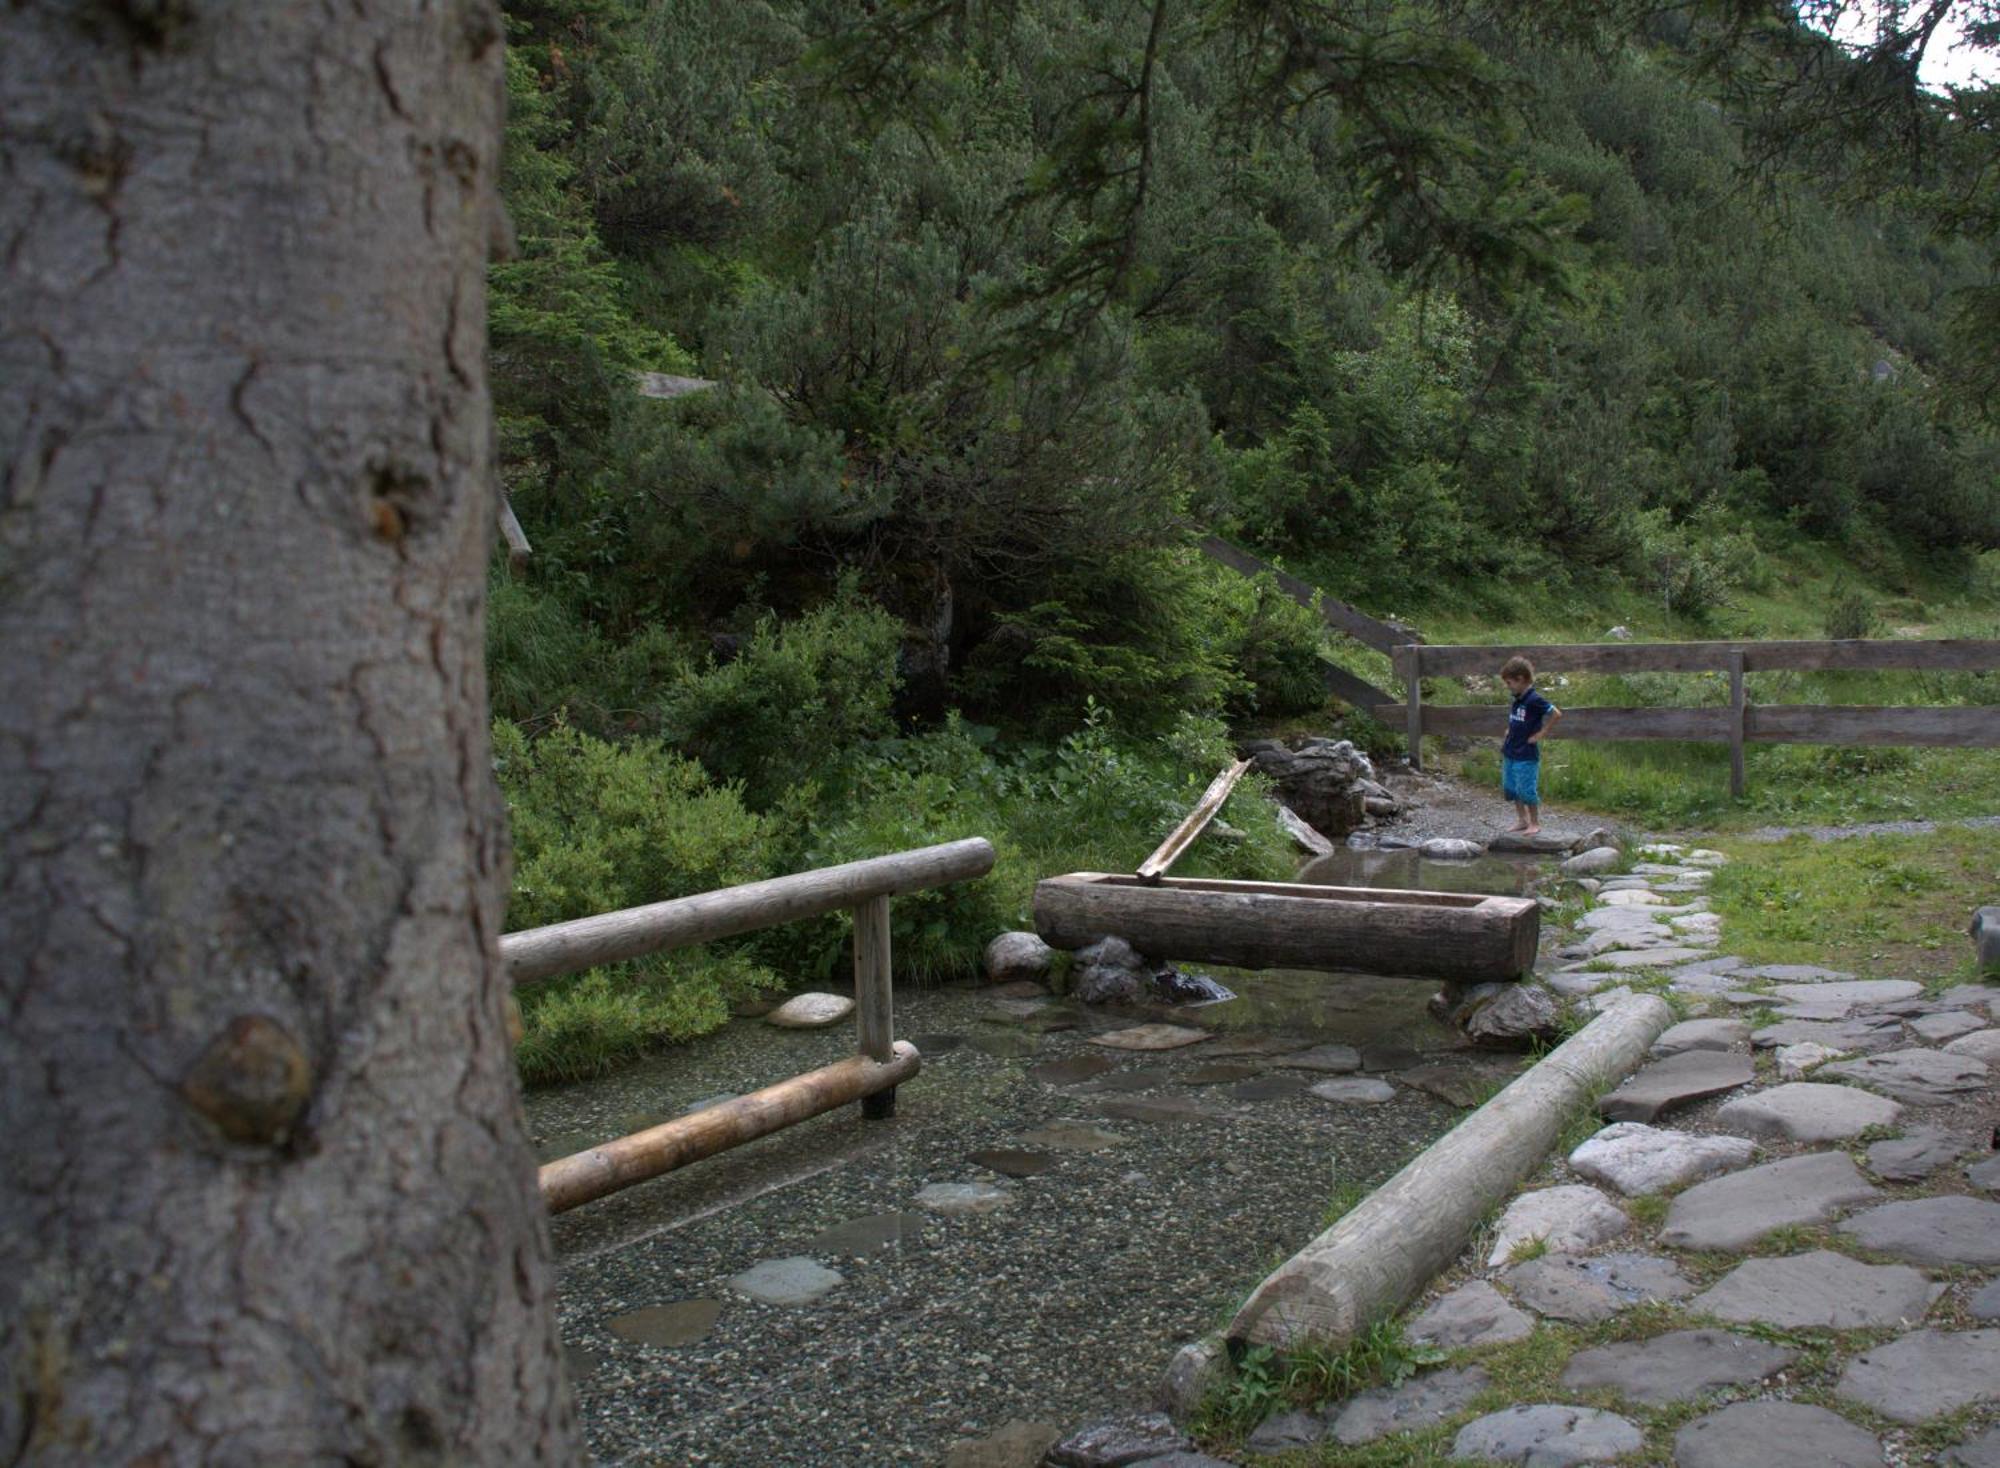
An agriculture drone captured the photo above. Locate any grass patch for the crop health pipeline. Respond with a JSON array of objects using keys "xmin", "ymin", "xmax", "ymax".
[{"xmin": 1704, "ymin": 827, "xmax": 2000, "ymax": 980}]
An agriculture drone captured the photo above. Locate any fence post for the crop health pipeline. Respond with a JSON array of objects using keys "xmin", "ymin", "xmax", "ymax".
[
  {"xmin": 854, "ymin": 895, "xmax": 896, "ymax": 1119},
  {"xmin": 1728, "ymin": 649, "xmax": 1747, "ymax": 799},
  {"xmin": 1398, "ymin": 646, "xmax": 1424, "ymax": 772}
]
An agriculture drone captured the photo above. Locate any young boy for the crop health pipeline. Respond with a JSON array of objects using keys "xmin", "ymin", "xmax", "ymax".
[{"xmin": 1499, "ymin": 655, "xmax": 1561, "ymax": 834}]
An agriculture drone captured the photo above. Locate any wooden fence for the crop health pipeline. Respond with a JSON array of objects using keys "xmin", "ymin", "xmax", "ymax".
[
  {"xmin": 502, "ymin": 837, "xmax": 995, "ymax": 1212},
  {"xmin": 1380, "ymin": 639, "xmax": 2000, "ymax": 796}
]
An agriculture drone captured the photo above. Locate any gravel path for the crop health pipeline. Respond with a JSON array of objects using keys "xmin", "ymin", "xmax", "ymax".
[{"xmin": 1734, "ymin": 813, "xmax": 2000, "ymax": 843}]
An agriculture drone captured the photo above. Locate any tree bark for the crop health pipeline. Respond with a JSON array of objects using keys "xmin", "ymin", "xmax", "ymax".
[{"xmin": 0, "ymin": 4, "xmax": 575, "ymax": 1462}]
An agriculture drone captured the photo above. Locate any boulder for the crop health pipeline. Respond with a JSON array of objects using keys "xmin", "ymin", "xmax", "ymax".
[
  {"xmin": 1431, "ymin": 981, "xmax": 1563, "ymax": 1048},
  {"xmin": 1243, "ymin": 738, "xmax": 1373, "ymax": 838},
  {"xmin": 1974, "ymin": 905, "xmax": 2000, "ymax": 974},
  {"xmin": 983, "ymin": 931, "xmax": 1055, "ymax": 987},
  {"xmin": 766, "ymin": 992, "xmax": 856, "ymax": 1028},
  {"xmin": 1072, "ymin": 936, "xmax": 1152, "ymax": 1006},
  {"xmin": 1420, "ymin": 837, "xmax": 1483, "ymax": 861},
  {"xmin": 1562, "ymin": 846, "xmax": 1624, "ymax": 877}
]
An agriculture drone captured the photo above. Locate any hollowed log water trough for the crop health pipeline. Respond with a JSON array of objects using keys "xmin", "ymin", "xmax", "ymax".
[{"xmin": 1032, "ymin": 873, "xmax": 1539, "ymax": 982}]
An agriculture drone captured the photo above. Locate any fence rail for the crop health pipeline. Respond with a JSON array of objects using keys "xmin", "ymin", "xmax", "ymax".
[
  {"xmin": 1380, "ymin": 638, "xmax": 2000, "ymax": 796},
  {"xmin": 503, "ymin": 837, "xmax": 996, "ymax": 1212}
]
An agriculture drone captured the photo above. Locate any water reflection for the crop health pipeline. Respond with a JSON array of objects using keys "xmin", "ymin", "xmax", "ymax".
[{"xmin": 1299, "ymin": 845, "xmax": 1538, "ymax": 896}]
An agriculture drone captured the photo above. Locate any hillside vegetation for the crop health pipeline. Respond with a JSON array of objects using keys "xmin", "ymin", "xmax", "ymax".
[{"xmin": 489, "ymin": 0, "xmax": 2000, "ymax": 1078}]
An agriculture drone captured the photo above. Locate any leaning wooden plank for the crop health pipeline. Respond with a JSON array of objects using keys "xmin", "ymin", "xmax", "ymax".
[
  {"xmin": 1197, "ymin": 534, "xmax": 1418, "ymax": 654},
  {"xmin": 1138, "ymin": 759, "xmax": 1252, "ymax": 883},
  {"xmin": 540, "ymin": 1042, "xmax": 921, "ymax": 1213},
  {"xmin": 1411, "ymin": 638, "xmax": 2000, "ymax": 679},
  {"xmin": 497, "ymin": 492, "xmax": 531, "ymax": 567},
  {"xmin": 504, "ymin": 837, "xmax": 995, "ymax": 986},
  {"xmin": 1033, "ymin": 873, "xmax": 1539, "ymax": 980},
  {"xmin": 634, "ymin": 371, "xmax": 718, "ymax": 400},
  {"xmin": 1745, "ymin": 704, "xmax": 2000, "ymax": 747},
  {"xmin": 1227, "ymin": 994, "xmax": 1673, "ymax": 1351},
  {"xmin": 1319, "ymin": 656, "xmax": 1396, "ymax": 710}
]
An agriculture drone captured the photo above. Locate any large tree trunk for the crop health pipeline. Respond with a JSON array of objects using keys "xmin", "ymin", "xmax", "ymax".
[{"xmin": 0, "ymin": 4, "xmax": 575, "ymax": 1462}]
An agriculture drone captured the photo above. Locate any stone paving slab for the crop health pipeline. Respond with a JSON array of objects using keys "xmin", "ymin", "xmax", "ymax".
[
  {"xmin": 1945, "ymin": 1427, "xmax": 2000, "ymax": 1468},
  {"xmin": 1486, "ymin": 1185, "xmax": 1629, "ymax": 1266},
  {"xmin": 1971, "ymin": 1155, "xmax": 2000, "ymax": 1191},
  {"xmin": 1500, "ymin": 1252, "xmax": 1693, "ymax": 1323},
  {"xmin": 1767, "ymin": 979, "xmax": 1923, "ymax": 1006},
  {"xmin": 1599, "ymin": 1050, "xmax": 1754, "ymax": 1123},
  {"xmin": 1751, "ymin": 1016, "xmax": 1903, "ymax": 1053},
  {"xmin": 1046, "ymin": 1412, "xmax": 1190, "ymax": 1466},
  {"xmin": 1864, "ymin": 1127, "xmax": 1975, "ymax": 1182},
  {"xmin": 1673, "ymin": 1402, "xmax": 1886, "ymax": 1468},
  {"xmin": 1944, "ymin": 1028, "xmax": 2000, "ymax": 1064},
  {"xmin": 1089, "ymin": 1024, "xmax": 1214, "ymax": 1051},
  {"xmin": 1568, "ymin": 1122, "xmax": 1758, "ymax": 1197},
  {"xmin": 1714, "ymin": 1082, "xmax": 1902, "ymax": 1143},
  {"xmin": 1740, "ymin": 963, "xmax": 1856, "ymax": 984},
  {"xmin": 1660, "ymin": 1151, "xmax": 1881, "ymax": 1253},
  {"xmin": 1837, "ymin": 1196, "xmax": 2000, "ymax": 1266},
  {"xmin": 1822, "ymin": 1047, "xmax": 1991, "ymax": 1106},
  {"xmin": 1409, "ymin": 1281, "xmax": 1535, "ymax": 1348},
  {"xmin": 1450, "ymin": 1405, "xmax": 1642, "ymax": 1464},
  {"xmin": 1558, "ymin": 1327, "xmax": 1795, "ymax": 1405},
  {"xmin": 1329, "ymin": 1366, "xmax": 1492, "ymax": 1446},
  {"xmin": 1690, "ymin": 1248, "xmax": 1942, "ymax": 1329},
  {"xmin": 1649, "ymin": 1018, "xmax": 1750, "ymax": 1055},
  {"xmin": 1971, "ymin": 1279, "xmax": 2000, "ymax": 1322},
  {"xmin": 1835, "ymin": 1328, "xmax": 2000, "ymax": 1424},
  {"xmin": 1909, "ymin": 1010, "xmax": 1988, "ymax": 1043}
]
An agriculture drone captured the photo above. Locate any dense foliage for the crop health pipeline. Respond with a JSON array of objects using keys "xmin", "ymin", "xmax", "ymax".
[{"xmin": 488, "ymin": 0, "xmax": 2000, "ymax": 1074}]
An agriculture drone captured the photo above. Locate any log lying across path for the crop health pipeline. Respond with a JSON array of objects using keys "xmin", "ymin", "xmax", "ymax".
[
  {"xmin": 1034, "ymin": 873, "xmax": 1539, "ymax": 981},
  {"xmin": 1226, "ymin": 994, "xmax": 1673, "ymax": 1351}
]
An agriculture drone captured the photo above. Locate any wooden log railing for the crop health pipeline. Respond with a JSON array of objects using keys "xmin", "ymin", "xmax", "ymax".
[
  {"xmin": 1382, "ymin": 638, "xmax": 2000, "ymax": 795},
  {"xmin": 503, "ymin": 837, "xmax": 996, "ymax": 1213}
]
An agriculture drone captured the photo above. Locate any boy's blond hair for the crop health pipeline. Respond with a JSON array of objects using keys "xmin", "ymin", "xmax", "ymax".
[{"xmin": 1500, "ymin": 655, "xmax": 1534, "ymax": 681}]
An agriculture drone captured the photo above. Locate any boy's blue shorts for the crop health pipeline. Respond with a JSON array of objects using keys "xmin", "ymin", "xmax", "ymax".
[{"xmin": 1502, "ymin": 756, "xmax": 1540, "ymax": 805}]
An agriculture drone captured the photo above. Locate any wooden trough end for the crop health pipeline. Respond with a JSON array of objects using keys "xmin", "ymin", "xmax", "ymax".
[{"xmin": 1033, "ymin": 873, "xmax": 1538, "ymax": 982}]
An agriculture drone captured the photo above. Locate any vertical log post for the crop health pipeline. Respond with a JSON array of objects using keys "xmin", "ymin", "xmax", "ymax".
[
  {"xmin": 854, "ymin": 895, "xmax": 896, "ymax": 1119},
  {"xmin": 1728, "ymin": 649, "xmax": 1747, "ymax": 799},
  {"xmin": 1398, "ymin": 646, "xmax": 1424, "ymax": 771}
]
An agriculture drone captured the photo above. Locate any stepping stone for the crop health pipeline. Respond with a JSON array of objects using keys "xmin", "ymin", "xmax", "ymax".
[
  {"xmin": 808, "ymin": 1211, "xmax": 928, "ymax": 1255},
  {"xmin": 1970, "ymin": 1156, "xmax": 2000, "ymax": 1192},
  {"xmin": 1685, "ymin": 849, "xmax": 1727, "ymax": 864},
  {"xmin": 1944, "ymin": 1028, "xmax": 2000, "ymax": 1064},
  {"xmin": 967, "ymin": 1029, "xmax": 1040, "ymax": 1059},
  {"xmin": 1599, "ymin": 1050, "xmax": 1754, "ymax": 1123},
  {"xmin": 1230, "ymin": 1075, "xmax": 1308, "ymax": 1101},
  {"xmin": 970, "ymin": 1149, "xmax": 1057, "ymax": 1178},
  {"xmin": 1097, "ymin": 1096, "xmax": 1221, "ymax": 1124},
  {"xmin": 1777, "ymin": 1042, "xmax": 1846, "ymax": 1079},
  {"xmin": 1945, "ymin": 1428, "xmax": 2000, "ymax": 1468},
  {"xmin": 1716, "ymin": 1082, "xmax": 1901, "ymax": 1143},
  {"xmin": 605, "ymin": 1298, "xmax": 724, "ymax": 1347},
  {"xmin": 1578, "ymin": 985, "xmax": 1636, "ymax": 1016},
  {"xmin": 1560, "ymin": 1328, "xmax": 1795, "ymax": 1405},
  {"xmin": 1360, "ymin": 1043, "xmax": 1427, "ymax": 1072},
  {"xmin": 1910, "ymin": 1010, "xmax": 1987, "ymax": 1042},
  {"xmin": 1771, "ymin": 998, "xmax": 1858, "ymax": 1021},
  {"xmin": 562, "ymin": 1344, "xmax": 607, "ymax": 1382},
  {"xmin": 1588, "ymin": 946, "xmax": 1714, "ymax": 971},
  {"xmin": 1080, "ymin": 1067, "xmax": 1174, "ymax": 1093},
  {"xmin": 1409, "ymin": 1281, "xmax": 1534, "ymax": 1348},
  {"xmin": 1044, "ymin": 1413, "xmax": 1189, "ymax": 1467},
  {"xmin": 727, "ymin": 1257, "xmax": 844, "ymax": 1305},
  {"xmin": 1673, "ymin": 1402, "xmax": 1886, "ymax": 1468},
  {"xmin": 1835, "ymin": 1329, "xmax": 2000, "ymax": 1423},
  {"xmin": 911, "ymin": 1033, "xmax": 963, "ymax": 1056},
  {"xmin": 1245, "ymin": 1409, "xmax": 1332, "ymax": 1454},
  {"xmin": 1017, "ymin": 1122, "xmax": 1128, "ymax": 1152},
  {"xmin": 1693, "ymin": 1249, "xmax": 1942, "ymax": 1329},
  {"xmin": 1310, "ymin": 1076, "xmax": 1397, "ymax": 1104},
  {"xmin": 1650, "ymin": 1018, "xmax": 1750, "ymax": 1056},
  {"xmin": 1397, "ymin": 1064, "xmax": 1508, "ymax": 1109},
  {"xmin": 1564, "ymin": 928, "xmax": 1672, "ymax": 959},
  {"xmin": 915, "ymin": 1181, "xmax": 1014, "ymax": 1216},
  {"xmin": 1598, "ymin": 888, "xmax": 1668, "ymax": 907},
  {"xmin": 1274, "ymin": 1042, "xmax": 1362, "ymax": 1073},
  {"xmin": 990, "ymin": 997, "xmax": 1049, "ymax": 1019},
  {"xmin": 1562, "ymin": 846, "xmax": 1622, "ymax": 876},
  {"xmin": 1669, "ymin": 955, "xmax": 1749, "ymax": 978},
  {"xmin": 942, "ymin": 1420, "xmax": 1063, "ymax": 1468},
  {"xmin": 1742, "ymin": 964, "xmax": 1855, "ymax": 984},
  {"xmin": 1752, "ymin": 1016, "xmax": 1903, "ymax": 1054},
  {"xmin": 1030, "ymin": 1055, "xmax": 1119, "ymax": 1086},
  {"xmin": 1769, "ymin": 978, "xmax": 1922, "ymax": 1007},
  {"xmin": 1865, "ymin": 1128, "xmax": 1973, "ymax": 1182},
  {"xmin": 1450, "ymin": 1405, "xmax": 1641, "ymax": 1464},
  {"xmin": 1971, "ymin": 1279, "xmax": 2000, "ymax": 1322},
  {"xmin": 987, "ymin": 978, "xmax": 1049, "ymax": 999},
  {"xmin": 766, "ymin": 992, "xmax": 854, "ymax": 1028},
  {"xmin": 1487, "ymin": 1185, "xmax": 1628, "ymax": 1267},
  {"xmin": 1088, "ymin": 1023, "xmax": 1212, "ymax": 1051},
  {"xmin": 1579, "ymin": 906, "xmax": 1679, "ymax": 932},
  {"xmin": 1488, "ymin": 830, "xmax": 1576, "ymax": 853},
  {"xmin": 1822, "ymin": 1048, "xmax": 1990, "ymax": 1106},
  {"xmin": 1838, "ymin": 1196, "xmax": 2000, "ymax": 1266},
  {"xmin": 1202, "ymin": 1033, "xmax": 1314, "ymax": 1058},
  {"xmin": 1569, "ymin": 1123, "xmax": 1758, "ymax": 1197},
  {"xmin": 1500, "ymin": 1252, "xmax": 1693, "ymax": 1322},
  {"xmin": 1660, "ymin": 1152, "xmax": 1882, "ymax": 1253},
  {"xmin": 1330, "ymin": 1366, "xmax": 1491, "ymax": 1445},
  {"xmin": 1179, "ymin": 1062, "xmax": 1264, "ymax": 1085}
]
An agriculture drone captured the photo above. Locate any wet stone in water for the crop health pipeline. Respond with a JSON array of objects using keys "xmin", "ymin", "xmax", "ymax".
[
  {"xmin": 1098, "ymin": 1096, "xmax": 1223, "ymax": 1125},
  {"xmin": 1231, "ymin": 1075, "xmax": 1310, "ymax": 1101},
  {"xmin": 1080, "ymin": 1067, "xmax": 1173, "ymax": 1093},
  {"xmin": 970, "ymin": 1148, "xmax": 1057, "ymax": 1178},
  {"xmin": 1016, "ymin": 1122, "xmax": 1129, "ymax": 1152},
  {"xmin": 1088, "ymin": 1023, "xmax": 1213, "ymax": 1052},
  {"xmin": 563, "ymin": 1345, "xmax": 609, "ymax": 1381},
  {"xmin": 1029, "ymin": 1055, "xmax": 1118, "ymax": 1087},
  {"xmin": 606, "ymin": 1298, "xmax": 725, "ymax": 1348},
  {"xmin": 1310, "ymin": 1077, "xmax": 1397, "ymax": 1104},
  {"xmin": 727, "ymin": 1257, "xmax": 844, "ymax": 1306},
  {"xmin": 1180, "ymin": 1062, "xmax": 1264, "ymax": 1085},
  {"xmin": 1397, "ymin": 1063, "xmax": 1505, "ymax": 1109},
  {"xmin": 915, "ymin": 1181, "xmax": 1015, "ymax": 1216},
  {"xmin": 808, "ymin": 1212, "xmax": 928, "ymax": 1256},
  {"xmin": 967, "ymin": 1028, "xmax": 1041, "ymax": 1059},
  {"xmin": 1276, "ymin": 1043, "xmax": 1363, "ymax": 1073},
  {"xmin": 910, "ymin": 1032, "xmax": 963, "ymax": 1055}
]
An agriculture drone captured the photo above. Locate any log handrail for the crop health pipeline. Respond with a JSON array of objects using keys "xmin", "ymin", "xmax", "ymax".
[{"xmin": 1403, "ymin": 637, "xmax": 2000, "ymax": 678}]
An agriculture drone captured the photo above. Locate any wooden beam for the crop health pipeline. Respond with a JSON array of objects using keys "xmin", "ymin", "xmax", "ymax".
[
  {"xmin": 497, "ymin": 492, "xmax": 531, "ymax": 568},
  {"xmin": 1375, "ymin": 703, "xmax": 2000, "ymax": 748},
  {"xmin": 1319, "ymin": 656, "xmax": 1396, "ymax": 711},
  {"xmin": 634, "ymin": 372, "xmax": 718, "ymax": 400},
  {"xmin": 1394, "ymin": 646, "xmax": 1423, "ymax": 770},
  {"xmin": 1138, "ymin": 760, "xmax": 1251, "ymax": 883},
  {"xmin": 1227, "ymin": 996, "xmax": 1674, "ymax": 1351},
  {"xmin": 853, "ymin": 895, "xmax": 895, "ymax": 1120},
  {"xmin": 539, "ymin": 1043, "xmax": 922, "ymax": 1213},
  {"xmin": 1728, "ymin": 650, "xmax": 1746, "ymax": 798},
  {"xmin": 1410, "ymin": 638, "xmax": 2000, "ymax": 679},
  {"xmin": 1197, "ymin": 535, "xmax": 1418, "ymax": 654},
  {"xmin": 1034, "ymin": 873, "xmax": 1540, "ymax": 981},
  {"xmin": 503, "ymin": 838, "xmax": 996, "ymax": 986}
]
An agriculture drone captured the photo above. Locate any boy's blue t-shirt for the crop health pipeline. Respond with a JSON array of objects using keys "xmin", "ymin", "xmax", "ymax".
[{"xmin": 1503, "ymin": 686, "xmax": 1556, "ymax": 762}]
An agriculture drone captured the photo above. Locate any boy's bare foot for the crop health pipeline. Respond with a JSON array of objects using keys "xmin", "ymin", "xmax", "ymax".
[
  {"xmin": 1522, "ymin": 824, "xmax": 1541, "ymax": 835},
  {"xmin": 1509, "ymin": 822, "xmax": 1530, "ymax": 832}
]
